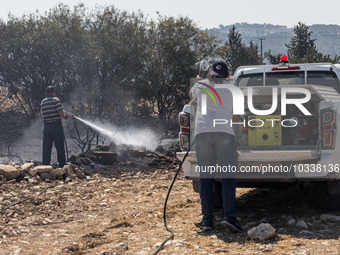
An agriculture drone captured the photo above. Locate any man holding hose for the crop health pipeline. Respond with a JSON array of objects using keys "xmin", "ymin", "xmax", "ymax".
[
  {"xmin": 190, "ymin": 61, "xmax": 242, "ymax": 232},
  {"xmin": 41, "ymin": 86, "xmax": 69, "ymax": 168}
]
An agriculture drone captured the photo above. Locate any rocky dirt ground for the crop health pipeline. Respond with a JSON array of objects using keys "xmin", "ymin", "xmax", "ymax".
[{"xmin": 1, "ymin": 162, "xmax": 340, "ymax": 255}]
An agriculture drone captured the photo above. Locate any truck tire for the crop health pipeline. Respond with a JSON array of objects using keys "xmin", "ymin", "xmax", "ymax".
[
  {"xmin": 327, "ymin": 181, "xmax": 340, "ymax": 210},
  {"xmin": 330, "ymin": 195, "xmax": 340, "ymax": 210},
  {"xmin": 192, "ymin": 180, "xmax": 200, "ymax": 193},
  {"xmin": 192, "ymin": 180, "xmax": 223, "ymax": 209},
  {"xmin": 213, "ymin": 180, "xmax": 223, "ymax": 210}
]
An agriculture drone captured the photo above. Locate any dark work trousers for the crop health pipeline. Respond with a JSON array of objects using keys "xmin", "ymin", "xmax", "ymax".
[
  {"xmin": 42, "ymin": 121, "xmax": 66, "ymax": 167},
  {"xmin": 196, "ymin": 132, "xmax": 238, "ymax": 225}
]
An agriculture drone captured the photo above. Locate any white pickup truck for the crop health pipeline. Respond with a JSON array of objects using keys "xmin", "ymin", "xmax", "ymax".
[{"xmin": 177, "ymin": 59, "xmax": 340, "ymax": 209}]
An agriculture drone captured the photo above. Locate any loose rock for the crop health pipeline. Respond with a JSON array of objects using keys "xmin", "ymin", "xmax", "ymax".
[
  {"xmin": 320, "ymin": 214, "xmax": 340, "ymax": 222},
  {"xmin": 53, "ymin": 168, "xmax": 66, "ymax": 177},
  {"xmin": 247, "ymin": 223, "xmax": 276, "ymax": 241},
  {"xmin": 296, "ymin": 220, "xmax": 308, "ymax": 229},
  {"xmin": 0, "ymin": 164, "xmax": 20, "ymax": 180},
  {"xmin": 28, "ymin": 165, "xmax": 53, "ymax": 176},
  {"xmin": 21, "ymin": 163, "xmax": 35, "ymax": 172},
  {"xmin": 34, "ymin": 165, "xmax": 54, "ymax": 173},
  {"xmin": 40, "ymin": 172, "xmax": 57, "ymax": 181},
  {"xmin": 64, "ymin": 165, "xmax": 76, "ymax": 177},
  {"xmin": 287, "ymin": 219, "xmax": 296, "ymax": 225}
]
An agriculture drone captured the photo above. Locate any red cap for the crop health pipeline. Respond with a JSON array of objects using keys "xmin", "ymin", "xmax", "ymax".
[{"xmin": 280, "ymin": 56, "xmax": 289, "ymax": 62}]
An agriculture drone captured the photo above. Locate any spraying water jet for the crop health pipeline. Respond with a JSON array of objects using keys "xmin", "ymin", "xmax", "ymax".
[{"xmin": 64, "ymin": 111, "xmax": 158, "ymax": 150}]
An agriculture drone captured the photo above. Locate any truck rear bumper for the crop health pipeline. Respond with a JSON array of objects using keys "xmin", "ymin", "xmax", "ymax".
[
  {"xmin": 176, "ymin": 149, "xmax": 339, "ymax": 180},
  {"xmin": 176, "ymin": 149, "xmax": 318, "ymax": 163}
]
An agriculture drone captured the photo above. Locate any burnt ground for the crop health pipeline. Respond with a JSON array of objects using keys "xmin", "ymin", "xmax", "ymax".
[{"xmin": 0, "ymin": 163, "xmax": 340, "ymax": 255}]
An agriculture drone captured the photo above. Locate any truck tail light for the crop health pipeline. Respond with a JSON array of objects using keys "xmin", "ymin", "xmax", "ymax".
[
  {"xmin": 179, "ymin": 112, "xmax": 190, "ymax": 127},
  {"xmin": 271, "ymin": 66, "xmax": 300, "ymax": 71},
  {"xmin": 179, "ymin": 112, "xmax": 190, "ymax": 151},
  {"xmin": 179, "ymin": 133, "xmax": 190, "ymax": 151},
  {"xmin": 321, "ymin": 108, "xmax": 337, "ymax": 149}
]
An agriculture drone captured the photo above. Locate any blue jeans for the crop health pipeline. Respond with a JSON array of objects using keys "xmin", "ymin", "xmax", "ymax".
[
  {"xmin": 43, "ymin": 122, "xmax": 66, "ymax": 167},
  {"xmin": 196, "ymin": 132, "xmax": 238, "ymax": 223}
]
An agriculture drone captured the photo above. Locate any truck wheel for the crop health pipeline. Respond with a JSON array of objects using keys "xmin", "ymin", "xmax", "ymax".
[
  {"xmin": 327, "ymin": 181, "xmax": 340, "ymax": 210},
  {"xmin": 213, "ymin": 180, "xmax": 223, "ymax": 210},
  {"xmin": 192, "ymin": 180, "xmax": 223, "ymax": 209},
  {"xmin": 192, "ymin": 180, "xmax": 200, "ymax": 193},
  {"xmin": 330, "ymin": 195, "xmax": 340, "ymax": 210}
]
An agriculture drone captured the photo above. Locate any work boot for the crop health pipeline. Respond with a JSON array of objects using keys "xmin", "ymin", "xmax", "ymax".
[{"xmin": 221, "ymin": 217, "xmax": 243, "ymax": 233}]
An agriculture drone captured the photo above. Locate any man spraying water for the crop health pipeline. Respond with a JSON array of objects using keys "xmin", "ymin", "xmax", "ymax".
[
  {"xmin": 190, "ymin": 61, "xmax": 243, "ymax": 232},
  {"xmin": 41, "ymin": 86, "xmax": 69, "ymax": 167}
]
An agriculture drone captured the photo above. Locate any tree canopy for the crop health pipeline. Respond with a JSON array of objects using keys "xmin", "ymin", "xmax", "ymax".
[
  {"xmin": 1, "ymin": 7, "xmax": 338, "ymax": 134},
  {"xmin": 225, "ymin": 25, "xmax": 262, "ymax": 73},
  {"xmin": 0, "ymin": 4, "xmax": 226, "ymax": 133},
  {"xmin": 265, "ymin": 22, "xmax": 339, "ymax": 64},
  {"xmin": 286, "ymin": 22, "xmax": 318, "ymax": 62}
]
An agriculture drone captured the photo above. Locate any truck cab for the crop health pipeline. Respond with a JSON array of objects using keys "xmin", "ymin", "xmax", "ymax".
[{"xmin": 177, "ymin": 58, "xmax": 340, "ymax": 209}]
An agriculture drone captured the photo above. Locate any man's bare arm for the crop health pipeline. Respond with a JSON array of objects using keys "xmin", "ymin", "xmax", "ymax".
[{"xmin": 58, "ymin": 109, "xmax": 69, "ymax": 119}]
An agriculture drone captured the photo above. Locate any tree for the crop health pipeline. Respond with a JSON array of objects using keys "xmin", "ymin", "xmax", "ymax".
[
  {"xmin": 264, "ymin": 50, "xmax": 284, "ymax": 64},
  {"xmin": 74, "ymin": 6, "xmax": 148, "ymax": 124},
  {"xmin": 225, "ymin": 25, "xmax": 262, "ymax": 73},
  {"xmin": 0, "ymin": 4, "xmax": 90, "ymax": 118},
  {"xmin": 225, "ymin": 25, "xmax": 244, "ymax": 73},
  {"xmin": 194, "ymin": 31, "xmax": 227, "ymax": 62},
  {"xmin": 245, "ymin": 41, "xmax": 262, "ymax": 66},
  {"xmin": 312, "ymin": 53, "xmax": 340, "ymax": 63},
  {"xmin": 286, "ymin": 22, "xmax": 317, "ymax": 63},
  {"xmin": 139, "ymin": 16, "xmax": 197, "ymax": 134},
  {"xmin": 0, "ymin": 4, "xmax": 224, "ymax": 137},
  {"xmin": 265, "ymin": 22, "xmax": 339, "ymax": 64}
]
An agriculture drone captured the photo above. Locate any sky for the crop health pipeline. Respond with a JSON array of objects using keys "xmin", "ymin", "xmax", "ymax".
[{"xmin": 0, "ymin": 0, "xmax": 339, "ymax": 28}]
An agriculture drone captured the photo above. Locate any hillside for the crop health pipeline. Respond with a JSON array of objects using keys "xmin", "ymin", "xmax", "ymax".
[{"xmin": 206, "ymin": 23, "xmax": 340, "ymax": 57}]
